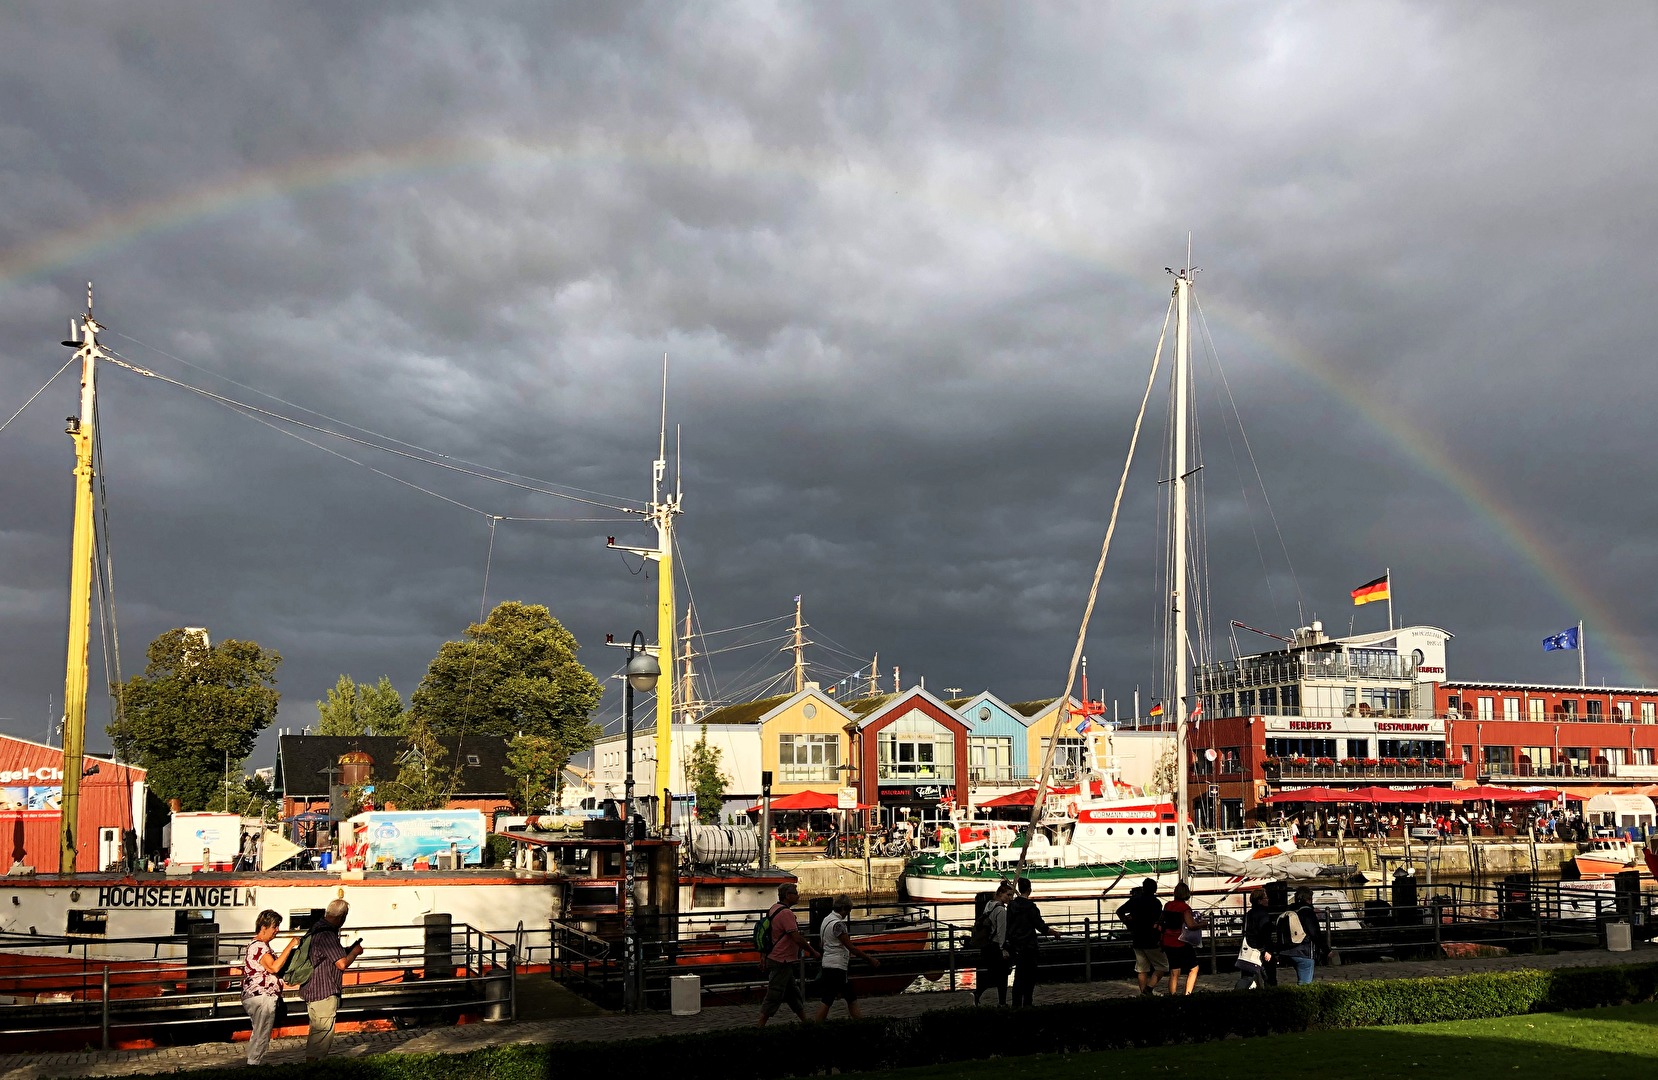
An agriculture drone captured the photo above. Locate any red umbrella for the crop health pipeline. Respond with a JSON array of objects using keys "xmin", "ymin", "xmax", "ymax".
[
  {"xmin": 978, "ymin": 785, "xmax": 1081, "ymax": 809},
  {"xmin": 1265, "ymin": 786, "xmax": 1341, "ymax": 804},
  {"xmin": 746, "ymin": 789, "xmax": 842, "ymax": 813},
  {"xmin": 1458, "ymin": 785, "xmax": 1561, "ymax": 803}
]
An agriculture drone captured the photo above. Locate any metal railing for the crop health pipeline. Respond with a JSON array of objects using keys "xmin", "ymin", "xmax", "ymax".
[{"xmin": 0, "ymin": 921, "xmax": 515, "ymax": 1050}]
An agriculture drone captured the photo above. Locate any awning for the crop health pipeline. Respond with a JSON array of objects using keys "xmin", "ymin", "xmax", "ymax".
[
  {"xmin": 976, "ymin": 785, "xmax": 1082, "ymax": 808},
  {"xmin": 746, "ymin": 790, "xmax": 843, "ymax": 813},
  {"xmin": 1264, "ymin": 786, "xmax": 1343, "ymax": 804},
  {"xmin": 1456, "ymin": 785, "xmax": 1561, "ymax": 803}
]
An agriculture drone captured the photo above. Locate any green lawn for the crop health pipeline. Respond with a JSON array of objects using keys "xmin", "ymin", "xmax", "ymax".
[{"xmin": 845, "ymin": 1002, "xmax": 1658, "ymax": 1080}]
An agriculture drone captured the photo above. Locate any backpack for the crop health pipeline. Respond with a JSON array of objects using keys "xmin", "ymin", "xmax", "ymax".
[
  {"xmin": 752, "ymin": 903, "xmax": 784, "ymax": 962},
  {"xmin": 971, "ymin": 906, "xmax": 995, "ymax": 950},
  {"xmin": 278, "ymin": 926, "xmax": 316, "ymax": 988},
  {"xmin": 1274, "ymin": 909, "xmax": 1307, "ymax": 950}
]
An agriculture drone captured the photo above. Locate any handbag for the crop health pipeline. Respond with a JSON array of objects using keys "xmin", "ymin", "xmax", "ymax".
[
  {"xmin": 1237, "ymin": 942, "xmax": 1264, "ymax": 967},
  {"xmin": 1179, "ymin": 926, "xmax": 1203, "ymax": 947}
]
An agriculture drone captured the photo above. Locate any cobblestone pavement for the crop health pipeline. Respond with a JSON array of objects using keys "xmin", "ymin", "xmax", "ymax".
[{"xmin": 3, "ymin": 943, "xmax": 1651, "ymax": 1080}]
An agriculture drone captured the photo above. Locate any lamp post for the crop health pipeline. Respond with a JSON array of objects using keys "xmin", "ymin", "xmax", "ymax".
[{"xmin": 622, "ymin": 630, "xmax": 660, "ymax": 1014}]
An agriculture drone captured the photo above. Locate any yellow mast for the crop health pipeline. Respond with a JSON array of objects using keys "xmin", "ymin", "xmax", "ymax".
[{"xmin": 58, "ymin": 285, "xmax": 102, "ymax": 875}]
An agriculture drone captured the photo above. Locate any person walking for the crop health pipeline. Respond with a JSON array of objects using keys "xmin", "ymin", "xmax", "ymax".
[
  {"xmin": 295, "ymin": 899, "xmax": 365, "ymax": 1061},
  {"xmin": 811, "ymin": 894, "xmax": 880, "ymax": 1021},
  {"xmin": 241, "ymin": 909, "xmax": 298, "ymax": 1065},
  {"xmin": 1234, "ymin": 890, "xmax": 1275, "ymax": 990},
  {"xmin": 1159, "ymin": 881, "xmax": 1204, "ymax": 996},
  {"xmin": 972, "ymin": 881, "xmax": 1014, "ymax": 1006},
  {"xmin": 1116, "ymin": 878, "xmax": 1169, "ymax": 995},
  {"xmin": 1006, "ymin": 877, "xmax": 1060, "ymax": 1007},
  {"xmin": 756, "ymin": 883, "xmax": 820, "ymax": 1026},
  {"xmin": 1279, "ymin": 886, "xmax": 1322, "ymax": 984}
]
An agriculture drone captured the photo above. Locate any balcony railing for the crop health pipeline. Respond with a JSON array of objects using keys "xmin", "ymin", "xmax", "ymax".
[
  {"xmin": 1263, "ymin": 760, "xmax": 1468, "ymax": 780},
  {"xmin": 1480, "ymin": 762, "xmax": 1608, "ymax": 779}
]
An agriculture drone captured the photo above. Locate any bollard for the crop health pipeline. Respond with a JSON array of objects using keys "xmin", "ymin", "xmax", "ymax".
[
  {"xmin": 482, "ymin": 969, "xmax": 510, "ymax": 1021},
  {"xmin": 1083, "ymin": 917, "xmax": 1092, "ymax": 982},
  {"xmin": 100, "ymin": 967, "xmax": 110, "ymax": 1050}
]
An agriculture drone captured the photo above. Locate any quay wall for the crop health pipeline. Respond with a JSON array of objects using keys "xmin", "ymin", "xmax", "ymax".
[
  {"xmin": 1294, "ymin": 840, "xmax": 1579, "ymax": 877},
  {"xmin": 776, "ymin": 856, "xmax": 906, "ymax": 898}
]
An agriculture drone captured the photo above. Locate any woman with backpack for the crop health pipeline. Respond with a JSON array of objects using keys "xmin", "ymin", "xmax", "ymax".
[
  {"xmin": 1159, "ymin": 880, "xmax": 1204, "ymax": 996},
  {"xmin": 1233, "ymin": 889, "xmax": 1276, "ymax": 990},
  {"xmin": 1279, "ymin": 886, "xmax": 1322, "ymax": 984},
  {"xmin": 971, "ymin": 881, "xmax": 1013, "ymax": 1006}
]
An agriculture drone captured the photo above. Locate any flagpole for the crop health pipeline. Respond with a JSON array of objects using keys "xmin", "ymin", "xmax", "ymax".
[
  {"xmin": 1386, "ymin": 567, "xmax": 1393, "ymax": 632},
  {"xmin": 1579, "ymin": 621, "xmax": 1585, "ymax": 686}
]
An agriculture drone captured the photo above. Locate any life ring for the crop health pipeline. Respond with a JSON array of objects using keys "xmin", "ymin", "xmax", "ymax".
[{"xmin": 1066, "ymin": 802, "xmax": 1079, "ymax": 818}]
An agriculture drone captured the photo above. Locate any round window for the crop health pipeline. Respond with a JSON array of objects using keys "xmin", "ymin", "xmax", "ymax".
[
  {"xmin": 977, "ymin": 706, "xmax": 992, "ymax": 721},
  {"xmin": 1411, "ymin": 648, "xmax": 1426, "ymax": 668},
  {"xmin": 803, "ymin": 703, "xmax": 818, "ymax": 720}
]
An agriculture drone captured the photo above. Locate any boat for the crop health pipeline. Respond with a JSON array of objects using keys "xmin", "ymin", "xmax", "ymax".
[
  {"xmin": 902, "ymin": 261, "xmax": 1350, "ymax": 911},
  {"xmin": 1571, "ymin": 837, "xmax": 1647, "ymax": 878}
]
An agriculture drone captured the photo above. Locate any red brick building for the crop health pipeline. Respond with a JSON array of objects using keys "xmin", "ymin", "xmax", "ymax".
[
  {"xmin": 847, "ymin": 689, "xmax": 971, "ymax": 812},
  {"xmin": 1438, "ymin": 682, "xmax": 1658, "ymax": 794}
]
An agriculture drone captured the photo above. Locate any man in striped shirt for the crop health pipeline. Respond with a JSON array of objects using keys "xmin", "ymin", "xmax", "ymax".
[{"xmin": 299, "ymin": 899, "xmax": 364, "ymax": 1060}]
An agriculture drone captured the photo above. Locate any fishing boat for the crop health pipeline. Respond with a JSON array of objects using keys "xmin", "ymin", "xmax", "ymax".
[{"xmin": 902, "ymin": 261, "xmax": 1349, "ymax": 910}]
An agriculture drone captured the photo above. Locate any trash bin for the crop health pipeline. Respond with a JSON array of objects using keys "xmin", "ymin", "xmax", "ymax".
[
  {"xmin": 1607, "ymin": 922, "xmax": 1633, "ymax": 952},
  {"xmin": 670, "ymin": 974, "xmax": 702, "ymax": 1015}
]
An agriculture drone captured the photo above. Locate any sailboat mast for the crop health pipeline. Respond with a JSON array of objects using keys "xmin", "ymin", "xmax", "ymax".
[
  {"xmin": 651, "ymin": 355, "xmax": 678, "ymax": 828},
  {"xmin": 59, "ymin": 284, "xmax": 103, "ymax": 875},
  {"xmin": 1172, "ymin": 268, "xmax": 1193, "ymax": 880}
]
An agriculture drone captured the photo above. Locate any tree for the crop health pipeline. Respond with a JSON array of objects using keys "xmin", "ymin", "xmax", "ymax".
[
  {"xmin": 685, "ymin": 725, "xmax": 727, "ymax": 824},
  {"xmin": 504, "ymin": 733, "xmax": 565, "ymax": 813},
  {"xmin": 109, "ymin": 629, "xmax": 280, "ymax": 811},
  {"xmin": 410, "ymin": 601, "xmax": 603, "ymax": 753},
  {"xmin": 316, "ymin": 675, "xmax": 408, "ymax": 736},
  {"xmin": 1148, "ymin": 740, "xmax": 1179, "ymax": 796},
  {"xmin": 377, "ymin": 719, "xmax": 458, "ymax": 811}
]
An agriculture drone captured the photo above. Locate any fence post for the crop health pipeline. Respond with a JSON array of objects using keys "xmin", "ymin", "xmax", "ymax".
[
  {"xmin": 947, "ymin": 925, "xmax": 956, "ymax": 991},
  {"xmin": 1083, "ymin": 917, "xmax": 1092, "ymax": 982},
  {"xmin": 100, "ymin": 967, "xmax": 110, "ymax": 1051}
]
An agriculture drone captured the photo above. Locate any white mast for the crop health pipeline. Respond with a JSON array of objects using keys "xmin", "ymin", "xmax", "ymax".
[{"xmin": 1172, "ymin": 262, "xmax": 1194, "ymax": 880}]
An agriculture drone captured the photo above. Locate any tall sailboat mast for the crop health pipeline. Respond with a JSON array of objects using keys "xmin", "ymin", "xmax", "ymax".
[
  {"xmin": 58, "ymin": 284, "xmax": 104, "ymax": 875},
  {"xmin": 1171, "ymin": 265, "xmax": 1194, "ymax": 882}
]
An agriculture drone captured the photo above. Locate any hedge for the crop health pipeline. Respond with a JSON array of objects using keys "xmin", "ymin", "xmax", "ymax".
[{"xmin": 152, "ymin": 961, "xmax": 1658, "ymax": 1080}]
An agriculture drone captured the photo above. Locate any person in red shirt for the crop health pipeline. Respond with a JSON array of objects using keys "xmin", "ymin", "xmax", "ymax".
[
  {"xmin": 1159, "ymin": 880, "xmax": 1204, "ymax": 996},
  {"xmin": 756, "ymin": 883, "xmax": 819, "ymax": 1026}
]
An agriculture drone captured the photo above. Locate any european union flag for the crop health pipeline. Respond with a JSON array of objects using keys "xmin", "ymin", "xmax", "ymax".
[{"xmin": 1543, "ymin": 626, "xmax": 1580, "ymax": 651}]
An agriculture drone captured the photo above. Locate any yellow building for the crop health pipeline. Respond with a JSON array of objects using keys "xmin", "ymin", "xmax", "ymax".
[{"xmin": 701, "ymin": 686, "xmax": 859, "ymax": 797}]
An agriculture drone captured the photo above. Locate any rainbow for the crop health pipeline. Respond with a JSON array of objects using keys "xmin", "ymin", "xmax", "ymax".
[{"xmin": 1, "ymin": 133, "xmax": 1645, "ymax": 685}]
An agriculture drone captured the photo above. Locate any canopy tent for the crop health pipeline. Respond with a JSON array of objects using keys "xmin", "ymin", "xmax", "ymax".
[
  {"xmin": 1454, "ymin": 785, "xmax": 1561, "ymax": 803},
  {"xmin": 1265, "ymin": 785, "xmax": 1556, "ymax": 805},
  {"xmin": 746, "ymin": 790, "xmax": 841, "ymax": 813}
]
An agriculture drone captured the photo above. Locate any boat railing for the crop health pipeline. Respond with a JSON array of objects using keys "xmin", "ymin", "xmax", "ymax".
[
  {"xmin": 1189, "ymin": 827, "xmax": 1295, "ymax": 854},
  {"xmin": 0, "ymin": 921, "xmax": 515, "ymax": 1050}
]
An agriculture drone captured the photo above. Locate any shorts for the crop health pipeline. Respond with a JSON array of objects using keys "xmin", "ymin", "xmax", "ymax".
[
  {"xmin": 1133, "ymin": 946, "xmax": 1171, "ymax": 974},
  {"xmin": 1162, "ymin": 943, "xmax": 1198, "ymax": 969},
  {"xmin": 816, "ymin": 966, "xmax": 857, "ymax": 1004}
]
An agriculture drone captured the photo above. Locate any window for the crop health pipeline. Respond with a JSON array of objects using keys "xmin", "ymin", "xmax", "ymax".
[
  {"xmin": 1605, "ymin": 748, "xmax": 1627, "ymax": 766},
  {"xmin": 1281, "ymin": 684, "xmax": 1301, "ymax": 713},
  {"xmin": 1266, "ymin": 738, "xmax": 1337, "ymax": 758},
  {"xmin": 1039, "ymin": 738, "xmax": 1087, "ymax": 778},
  {"xmin": 1482, "ymin": 746, "xmax": 1514, "ymax": 769},
  {"xmin": 1218, "ymin": 747, "xmax": 1243, "ymax": 774},
  {"xmin": 876, "ymin": 711, "xmax": 955, "ymax": 782},
  {"xmin": 1615, "ymin": 702, "xmax": 1632, "ymax": 722},
  {"xmin": 1587, "ymin": 700, "xmax": 1604, "ymax": 721},
  {"xmin": 1238, "ymin": 689, "xmax": 1255, "ymax": 714},
  {"xmin": 1346, "ymin": 739, "xmax": 1370, "ymax": 759},
  {"xmin": 67, "ymin": 910, "xmax": 108, "ymax": 936},
  {"xmin": 1520, "ymin": 746, "xmax": 1553, "ymax": 771},
  {"xmin": 1639, "ymin": 748, "xmax": 1655, "ymax": 766},
  {"xmin": 1529, "ymin": 698, "xmax": 1546, "ymax": 722},
  {"xmin": 1219, "ymin": 692, "xmax": 1235, "ymax": 715},
  {"xmin": 1644, "ymin": 703, "xmax": 1657, "ymax": 725},
  {"xmin": 1477, "ymin": 696, "xmax": 1495, "ymax": 721},
  {"xmin": 779, "ymin": 733, "xmax": 841, "ymax": 783},
  {"xmin": 1378, "ymin": 740, "xmax": 1445, "ymax": 759},
  {"xmin": 1556, "ymin": 699, "xmax": 1579, "ymax": 720},
  {"xmin": 1561, "ymin": 747, "xmax": 1591, "ymax": 773},
  {"xmin": 1461, "ymin": 745, "xmax": 1473, "ymax": 763},
  {"xmin": 465, "ymin": 754, "xmax": 481, "ymax": 766},
  {"xmin": 1503, "ymin": 698, "xmax": 1520, "ymax": 722},
  {"xmin": 968, "ymin": 736, "xmax": 1013, "ymax": 781}
]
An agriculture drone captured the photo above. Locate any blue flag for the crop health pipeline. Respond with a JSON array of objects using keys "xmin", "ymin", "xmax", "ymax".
[{"xmin": 1543, "ymin": 626, "xmax": 1580, "ymax": 651}]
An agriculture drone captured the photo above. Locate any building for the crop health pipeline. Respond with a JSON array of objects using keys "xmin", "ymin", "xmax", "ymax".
[
  {"xmin": 1186, "ymin": 622, "xmax": 1455, "ymax": 827},
  {"xmin": 588, "ymin": 720, "xmax": 764, "ymax": 822},
  {"xmin": 1438, "ymin": 682, "xmax": 1658, "ymax": 795},
  {"xmin": 847, "ymin": 688, "xmax": 970, "ymax": 812},
  {"xmin": 0, "ymin": 732, "xmax": 149, "ymax": 873},
  {"xmin": 274, "ymin": 735, "xmax": 516, "ymax": 823}
]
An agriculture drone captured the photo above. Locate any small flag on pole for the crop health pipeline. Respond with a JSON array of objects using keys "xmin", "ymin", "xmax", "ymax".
[
  {"xmin": 1351, "ymin": 574, "xmax": 1389, "ymax": 606},
  {"xmin": 1148, "ymin": 703, "xmax": 1164, "ymax": 718},
  {"xmin": 1543, "ymin": 626, "xmax": 1580, "ymax": 651},
  {"xmin": 1075, "ymin": 718, "xmax": 1093, "ymax": 735},
  {"xmin": 1190, "ymin": 700, "xmax": 1204, "ymax": 727}
]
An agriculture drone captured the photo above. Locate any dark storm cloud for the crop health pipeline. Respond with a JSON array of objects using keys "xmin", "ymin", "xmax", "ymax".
[{"xmin": 2, "ymin": 2, "xmax": 1657, "ymax": 757}]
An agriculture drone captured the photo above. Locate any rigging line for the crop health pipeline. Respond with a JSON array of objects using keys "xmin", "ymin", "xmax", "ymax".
[
  {"xmin": 498, "ymin": 515, "xmax": 634, "ymax": 523},
  {"xmin": 103, "ymin": 351, "xmax": 639, "ymax": 514},
  {"xmin": 0, "ymin": 355, "xmax": 78, "ymax": 435},
  {"xmin": 112, "ymin": 330, "xmax": 643, "ymax": 509},
  {"xmin": 445, "ymin": 517, "xmax": 500, "ymax": 802},
  {"xmin": 1018, "ymin": 292, "xmax": 1170, "ymax": 879},
  {"xmin": 92, "ymin": 418, "xmax": 127, "ymax": 741},
  {"xmin": 1194, "ymin": 297, "xmax": 1305, "ymax": 623},
  {"xmin": 693, "ymin": 615, "xmax": 793, "ymax": 638}
]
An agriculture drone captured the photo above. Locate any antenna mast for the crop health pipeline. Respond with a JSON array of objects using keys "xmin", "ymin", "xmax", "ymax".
[
  {"xmin": 57, "ymin": 283, "xmax": 104, "ymax": 875},
  {"xmin": 1172, "ymin": 260, "xmax": 1195, "ymax": 881}
]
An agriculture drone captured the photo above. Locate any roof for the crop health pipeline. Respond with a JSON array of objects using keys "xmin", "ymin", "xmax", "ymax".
[
  {"xmin": 275, "ymin": 734, "xmax": 513, "ymax": 798},
  {"xmin": 1442, "ymin": 681, "xmax": 1658, "ymax": 695},
  {"xmin": 1008, "ymin": 699, "xmax": 1059, "ymax": 718},
  {"xmin": 699, "ymin": 694, "xmax": 790, "ymax": 726}
]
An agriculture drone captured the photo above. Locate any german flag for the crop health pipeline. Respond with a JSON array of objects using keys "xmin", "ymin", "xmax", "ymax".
[
  {"xmin": 1351, "ymin": 574, "xmax": 1390, "ymax": 606},
  {"xmin": 1148, "ymin": 703, "xmax": 1164, "ymax": 717}
]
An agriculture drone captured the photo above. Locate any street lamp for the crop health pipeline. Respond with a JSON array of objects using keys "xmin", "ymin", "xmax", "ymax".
[{"xmin": 622, "ymin": 630, "xmax": 660, "ymax": 1014}]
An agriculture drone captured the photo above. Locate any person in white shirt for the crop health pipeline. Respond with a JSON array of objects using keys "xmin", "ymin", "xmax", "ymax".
[{"xmin": 811, "ymin": 894, "xmax": 880, "ymax": 1021}]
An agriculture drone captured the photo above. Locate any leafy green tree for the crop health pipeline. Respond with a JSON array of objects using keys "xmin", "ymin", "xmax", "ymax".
[
  {"xmin": 223, "ymin": 771, "xmax": 279, "ymax": 822},
  {"xmin": 686, "ymin": 725, "xmax": 727, "ymax": 824},
  {"xmin": 109, "ymin": 629, "xmax": 280, "ymax": 811},
  {"xmin": 316, "ymin": 675, "xmax": 408, "ymax": 736},
  {"xmin": 410, "ymin": 601, "xmax": 603, "ymax": 753},
  {"xmin": 504, "ymin": 732, "xmax": 565, "ymax": 812},
  {"xmin": 377, "ymin": 719, "xmax": 458, "ymax": 811}
]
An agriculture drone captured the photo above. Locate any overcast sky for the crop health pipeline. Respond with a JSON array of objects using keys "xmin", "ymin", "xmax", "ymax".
[{"xmin": 3, "ymin": 3, "xmax": 1656, "ymax": 763}]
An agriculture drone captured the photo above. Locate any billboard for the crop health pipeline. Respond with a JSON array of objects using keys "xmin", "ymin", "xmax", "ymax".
[
  {"xmin": 0, "ymin": 785, "xmax": 62, "ymax": 819},
  {"xmin": 352, "ymin": 810, "xmax": 484, "ymax": 866}
]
